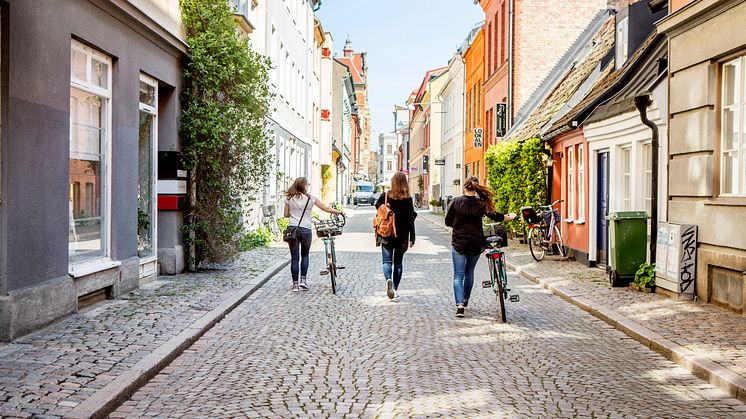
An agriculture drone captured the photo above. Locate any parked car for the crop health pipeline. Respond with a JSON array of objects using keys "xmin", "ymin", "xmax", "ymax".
[{"xmin": 353, "ymin": 181, "xmax": 376, "ymax": 205}]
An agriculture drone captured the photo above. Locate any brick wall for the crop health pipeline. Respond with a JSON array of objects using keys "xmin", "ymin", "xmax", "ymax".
[{"xmin": 513, "ymin": 0, "xmax": 608, "ymax": 112}]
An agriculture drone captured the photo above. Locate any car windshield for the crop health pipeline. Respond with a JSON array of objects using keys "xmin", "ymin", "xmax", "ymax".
[{"xmin": 356, "ymin": 185, "xmax": 373, "ymax": 192}]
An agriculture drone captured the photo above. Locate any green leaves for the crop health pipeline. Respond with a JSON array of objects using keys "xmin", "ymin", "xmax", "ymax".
[
  {"xmin": 634, "ymin": 263, "xmax": 656, "ymax": 288},
  {"xmin": 180, "ymin": 0, "xmax": 274, "ymax": 265},
  {"xmin": 485, "ymin": 137, "xmax": 547, "ymax": 232}
]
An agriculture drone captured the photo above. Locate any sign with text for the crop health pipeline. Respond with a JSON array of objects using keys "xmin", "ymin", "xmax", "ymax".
[
  {"xmin": 495, "ymin": 103, "xmax": 507, "ymax": 137},
  {"xmin": 434, "ymin": 158, "xmax": 445, "ymax": 166},
  {"xmin": 473, "ymin": 128, "xmax": 483, "ymax": 148}
]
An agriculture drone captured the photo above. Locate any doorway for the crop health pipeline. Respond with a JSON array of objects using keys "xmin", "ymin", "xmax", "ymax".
[{"xmin": 597, "ymin": 151, "xmax": 609, "ymax": 266}]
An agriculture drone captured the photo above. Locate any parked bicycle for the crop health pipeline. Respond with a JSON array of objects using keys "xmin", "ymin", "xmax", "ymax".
[
  {"xmin": 482, "ymin": 223, "xmax": 519, "ymax": 322},
  {"xmin": 520, "ymin": 199, "xmax": 566, "ymax": 262},
  {"xmin": 262, "ymin": 205, "xmax": 282, "ymax": 242},
  {"xmin": 312, "ymin": 213, "xmax": 346, "ymax": 294}
]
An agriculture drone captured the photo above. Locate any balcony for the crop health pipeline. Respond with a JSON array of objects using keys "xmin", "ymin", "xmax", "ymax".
[{"xmin": 231, "ymin": 0, "xmax": 257, "ymax": 35}]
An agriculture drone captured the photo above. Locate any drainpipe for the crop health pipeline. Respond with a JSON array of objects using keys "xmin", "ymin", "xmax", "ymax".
[
  {"xmin": 635, "ymin": 94, "xmax": 658, "ymax": 263},
  {"xmin": 540, "ymin": 137, "xmax": 553, "ymax": 206},
  {"xmin": 508, "ymin": 0, "xmax": 514, "ymax": 127}
]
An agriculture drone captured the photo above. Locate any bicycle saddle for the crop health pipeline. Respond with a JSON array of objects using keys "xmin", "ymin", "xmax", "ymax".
[{"xmin": 486, "ymin": 236, "xmax": 503, "ymax": 245}]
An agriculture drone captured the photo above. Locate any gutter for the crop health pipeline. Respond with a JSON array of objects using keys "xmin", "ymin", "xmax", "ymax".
[{"xmin": 634, "ymin": 94, "xmax": 659, "ymax": 263}]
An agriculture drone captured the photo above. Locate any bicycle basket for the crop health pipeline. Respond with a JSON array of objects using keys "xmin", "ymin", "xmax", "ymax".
[
  {"xmin": 541, "ymin": 209, "xmax": 560, "ymax": 225},
  {"xmin": 520, "ymin": 206, "xmax": 542, "ymax": 224}
]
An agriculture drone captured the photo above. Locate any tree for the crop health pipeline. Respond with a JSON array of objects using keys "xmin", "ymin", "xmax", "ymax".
[{"xmin": 180, "ymin": 0, "xmax": 274, "ymax": 267}]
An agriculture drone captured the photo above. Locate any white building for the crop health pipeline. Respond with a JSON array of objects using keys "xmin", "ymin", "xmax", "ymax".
[
  {"xmin": 439, "ymin": 52, "xmax": 465, "ymax": 202},
  {"xmin": 379, "ymin": 132, "xmax": 398, "ymax": 185}
]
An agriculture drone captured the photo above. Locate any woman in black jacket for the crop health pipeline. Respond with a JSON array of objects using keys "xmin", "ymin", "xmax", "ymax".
[
  {"xmin": 375, "ymin": 171, "xmax": 417, "ymax": 302},
  {"xmin": 445, "ymin": 176, "xmax": 516, "ymax": 317}
]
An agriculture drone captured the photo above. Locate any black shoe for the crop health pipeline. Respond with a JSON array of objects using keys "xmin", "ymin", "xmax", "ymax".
[
  {"xmin": 455, "ymin": 307, "xmax": 465, "ymax": 317},
  {"xmin": 463, "ymin": 300, "xmax": 469, "ymax": 309}
]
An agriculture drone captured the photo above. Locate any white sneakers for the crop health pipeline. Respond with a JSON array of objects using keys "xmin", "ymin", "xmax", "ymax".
[{"xmin": 392, "ymin": 289, "xmax": 400, "ymax": 303}]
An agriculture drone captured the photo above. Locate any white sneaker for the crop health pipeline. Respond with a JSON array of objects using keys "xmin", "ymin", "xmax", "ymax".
[
  {"xmin": 386, "ymin": 279, "xmax": 394, "ymax": 299},
  {"xmin": 392, "ymin": 289, "xmax": 400, "ymax": 303}
]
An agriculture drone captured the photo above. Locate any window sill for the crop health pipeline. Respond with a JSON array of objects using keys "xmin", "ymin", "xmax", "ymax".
[
  {"xmin": 574, "ymin": 219, "xmax": 586, "ymax": 225},
  {"xmin": 564, "ymin": 218, "xmax": 575, "ymax": 223},
  {"xmin": 69, "ymin": 259, "xmax": 121, "ymax": 278},
  {"xmin": 703, "ymin": 198, "xmax": 746, "ymax": 207}
]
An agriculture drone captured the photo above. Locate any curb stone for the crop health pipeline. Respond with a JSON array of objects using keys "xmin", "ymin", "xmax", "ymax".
[
  {"xmin": 419, "ymin": 213, "xmax": 746, "ymax": 403},
  {"xmin": 64, "ymin": 254, "xmax": 291, "ymax": 419}
]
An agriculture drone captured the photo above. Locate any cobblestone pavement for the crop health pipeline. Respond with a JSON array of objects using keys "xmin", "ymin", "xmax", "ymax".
[
  {"xmin": 114, "ymin": 208, "xmax": 744, "ymax": 418},
  {"xmin": 0, "ymin": 246, "xmax": 286, "ymax": 418}
]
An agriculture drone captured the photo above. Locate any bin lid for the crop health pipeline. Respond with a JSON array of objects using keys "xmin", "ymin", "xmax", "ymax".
[{"xmin": 606, "ymin": 211, "xmax": 648, "ymax": 220}]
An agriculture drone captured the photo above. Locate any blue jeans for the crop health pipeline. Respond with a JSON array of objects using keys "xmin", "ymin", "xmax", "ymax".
[
  {"xmin": 288, "ymin": 227, "xmax": 313, "ymax": 283},
  {"xmin": 381, "ymin": 245, "xmax": 406, "ymax": 289},
  {"xmin": 452, "ymin": 249, "xmax": 480, "ymax": 305}
]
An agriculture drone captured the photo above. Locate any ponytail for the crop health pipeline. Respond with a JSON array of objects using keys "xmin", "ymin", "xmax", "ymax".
[{"xmin": 464, "ymin": 176, "xmax": 496, "ymax": 214}]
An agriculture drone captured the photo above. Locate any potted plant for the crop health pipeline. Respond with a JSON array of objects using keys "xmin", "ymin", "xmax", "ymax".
[{"xmin": 632, "ymin": 262, "xmax": 656, "ymax": 292}]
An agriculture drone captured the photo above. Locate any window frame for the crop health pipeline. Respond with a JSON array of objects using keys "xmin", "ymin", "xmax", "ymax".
[
  {"xmin": 642, "ymin": 142, "xmax": 653, "ymax": 216},
  {"xmin": 138, "ymin": 73, "xmax": 159, "ymax": 276},
  {"xmin": 620, "ymin": 145, "xmax": 632, "ymax": 210},
  {"xmin": 718, "ymin": 55, "xmax": 746, "ymax": 197},
  {"xmin": 566, "ymin": 146, "xmax": 574, "ymax": 221},
  {"xmin": 68, "ymin": 40, "xmax": 115, "ymax": 275},
  {"xmin": 577, "ymin": 144, "xmax": 585, "ymax": 222}
]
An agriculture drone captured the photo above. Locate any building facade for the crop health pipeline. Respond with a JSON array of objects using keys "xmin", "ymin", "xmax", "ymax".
[
  {"xmin": 379, "ymin": 132, "xmax": 398, "ymax": 185},
  {"xmin": 463, "ymin": 26, "xmax": 485, "ymax": 184},
  {"xmin": 440, "ymin": 50, "xmax": 467, "ymax": 202},
  {"xmin": 0, "ymin": 0, "xmax": 187, "ymax": 341}
]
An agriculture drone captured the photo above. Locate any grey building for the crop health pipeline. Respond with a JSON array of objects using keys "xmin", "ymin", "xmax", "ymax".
[{"xmin": 0, "ymin": 0, "xmax": 187, "ymax": 340}]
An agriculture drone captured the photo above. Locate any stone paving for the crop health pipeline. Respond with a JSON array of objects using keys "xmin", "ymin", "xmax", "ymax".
[
  {"xmin": 113, "ymin": 208, "xmax": 744, "ymax": 417},
  {"xmin": 0, "ymin": 246, "xmax": 286, "ymax": 418}
]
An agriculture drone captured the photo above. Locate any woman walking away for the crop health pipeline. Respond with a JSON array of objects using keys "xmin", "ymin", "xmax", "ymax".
[
  {"xmin": 445, "ymin": 176, "xmax": 516, "ymax": 317},
  {"xmin": 284, "ymin": 177, "xmax": 342, "ymax": 292},
  {"xmin": 375, "ymin": 172, "xmax": 417, "ymax": 302}
]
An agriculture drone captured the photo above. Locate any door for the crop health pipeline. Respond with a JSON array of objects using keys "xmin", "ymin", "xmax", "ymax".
[
  {"xmin": 597, "ymin": 151, "xmax": 609, "ymax": 265},
  {"xmin": 138, "ymin": 75, "xmax": 158, "ymax": 279}
]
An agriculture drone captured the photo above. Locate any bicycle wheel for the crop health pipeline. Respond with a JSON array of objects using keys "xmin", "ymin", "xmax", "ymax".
[
  {"xmin": 329, "ymin": 263, "xmax": 337, "ymax": 295},
  {"xmin": 527, "ymin": 227, "xmax": 546, "ymax": 262},
  {"xmin": 552, "ymin": 225, "xmax": 566, "ymax": 257},
  {"xmin": 269, "ymin": 220, "xmax": 282, "ymax": 242},
  {"xmin": 494, "ymin": 261, "xmax": 507, "ymax": 322}
]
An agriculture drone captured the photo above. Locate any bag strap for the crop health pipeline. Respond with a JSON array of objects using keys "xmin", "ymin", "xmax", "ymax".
[
  {"xmin": 384, "ymin": 192, "xmax": 388, "ymax": 206},
  {"xmin": 298, "ymin": 195, "xmax": 310, "ymax": 223}
]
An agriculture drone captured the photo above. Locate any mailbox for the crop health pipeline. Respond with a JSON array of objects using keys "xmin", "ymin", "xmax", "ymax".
[{"xmin": 158, "ymin": 151, "xmax": 187, "ymax": 211}]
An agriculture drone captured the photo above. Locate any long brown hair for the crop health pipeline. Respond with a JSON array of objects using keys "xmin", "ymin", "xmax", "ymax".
[
  {"xmin": 285, "ymin": 177, "xmax": 308, "ymax": 199},
  {"xmin": 464, "ymin": 176, "xmax": 496, "ymax": 214},
  {"xmin": 388, "ymin": 171, "xmax": 411, "ymax": 200}
]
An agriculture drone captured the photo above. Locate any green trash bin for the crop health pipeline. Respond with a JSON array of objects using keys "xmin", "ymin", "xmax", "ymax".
[{"xmin": 606, "ymin": 211, "xmax": 648, "ymax": 287}]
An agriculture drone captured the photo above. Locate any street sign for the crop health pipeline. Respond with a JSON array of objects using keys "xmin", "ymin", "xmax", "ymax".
[
  {"xmin": 434, "ymin": 158, "xmax": 445, "ymax": 166},
  {"xmin": 473, "ymin": 128, "xmax": 483, "ymax": 148}
]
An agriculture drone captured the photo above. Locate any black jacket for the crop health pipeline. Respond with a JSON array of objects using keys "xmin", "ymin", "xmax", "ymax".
[
  {"xmin": 375, "ymin": 194, "xmax": 417, "ymax": 249},
  {"xmin": 445, "ymin": 195, "xmax": 504, "ymax": 255}
]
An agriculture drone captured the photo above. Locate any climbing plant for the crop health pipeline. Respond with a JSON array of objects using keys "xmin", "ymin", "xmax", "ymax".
[
  {"xmin": 180, "ymin": 0, "xmax": 273, "ymax": 266},
  {"xmin": 485, "ymin": 137, "xmax": 547, "ymax": 232}
]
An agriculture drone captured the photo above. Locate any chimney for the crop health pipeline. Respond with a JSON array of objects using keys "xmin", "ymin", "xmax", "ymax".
[{"xmin": 343, "ymin": 36, "xmax": 353, "ymax": 58}]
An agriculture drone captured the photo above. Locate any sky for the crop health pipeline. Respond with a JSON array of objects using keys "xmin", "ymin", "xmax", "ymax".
[{"xmin": 316, "ymin": 0, "xmax": 484, "ymax": 148}]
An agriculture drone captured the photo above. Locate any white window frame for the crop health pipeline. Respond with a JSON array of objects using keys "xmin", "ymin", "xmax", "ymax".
[
  {"xmin": 138, "ymin": 74, "xmax": 159, "ymax": 278},
  {"xmin": 620, "ymin": 145, "xmax": 632, "ymax": 210},
  {"xmin": 720, "ymin": 56, "xmax": 745, "ymax": 196},
  {"xmin": 616, "ymin": 17, "xmax": 629, "ymax": 69},
  {"xmin": 577, "ymin": 144, "xmax": 585, "ymax": 222},
  {"xmin": 69, "ymin": 40, "xmax": 116, "ymax": 276},
  {"xmin": 642, "ymin": 142, "xmax": 653, "ymax": 215},
  {"xmin": 566, "ymin": 146, "xmax": 575, "ymax": 221}
]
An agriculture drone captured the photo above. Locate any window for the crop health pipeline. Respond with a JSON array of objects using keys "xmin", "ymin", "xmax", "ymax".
[
  {"xmin": 387, "ymin": 144, "xmax": 393, "ymax": 155},
  {"xmin": 493, "ymin": 11, "xmax": 498, "ymax": 71},
  {"xmin": 487, "ymin": 23, "xmax": 492, "ymax": 75},
  {"xmin": 721, "ymin": 57, "xmax": 745, "ymax": 196},
  {"xmin": 577, "ymin": 144, "xmax": 585, "ymax": 220},
  {"xmin": 501, "ymin": 2, "xmax": 507, "ymax": 62},
  {"xmin": 386, "ymin": 160, "xmax": 392, "ymax": 171},
  {"xmin": 465, "ymin": 164, "xmax": 471, "ymax": 179},
  {"xmin": 642, "ymin": 143, "xmax": 653, "ymax": 215},
  {"xmin": 616, "ymin": 17, "xmax": 629, "ymax": 69},
  {"xmin": 567, "ymin": 146, "xmax": 574, "ymax": 219},
  {"xmin": 621, "ymin": 146, "xmax": 631, "ymax": 210},
  {"xmin": 138, "ymin": 75, "xmax": 158, "ymax": 269},
  {"xmin": 69, "ymin": 41, "xmax": 111, "ymax": 265}
]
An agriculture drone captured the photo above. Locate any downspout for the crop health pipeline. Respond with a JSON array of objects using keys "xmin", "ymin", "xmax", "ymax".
[
  {"xmin": 507, "ymin": 0, "xmax": 514, "ymax": 127},
  {"xmin": 635, "ymin": 94, "xmax": 658, "ymax": 263}
]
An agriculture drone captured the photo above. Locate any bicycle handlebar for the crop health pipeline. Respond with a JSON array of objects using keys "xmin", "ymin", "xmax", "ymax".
[{"xmin": 539, "ymin": 199, "xmax": 563, "ymax": 209}]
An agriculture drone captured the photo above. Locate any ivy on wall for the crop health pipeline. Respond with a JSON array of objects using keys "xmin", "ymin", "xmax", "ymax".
[
  {"xmin": 485, "ymin": 137, "xmax": 547, "ymax": 231},
  {"xmin": 180, "ymin": 0, "xmax": 273, "ymax": 266}
]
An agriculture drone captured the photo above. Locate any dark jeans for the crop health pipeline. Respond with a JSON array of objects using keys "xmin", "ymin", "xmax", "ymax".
[
  {"xmin": 381, "ymin": 245, "xmax": 407, "ymax": 289},
  {"xmin": 288, "ymin": 227, "xmax": 312, "ymax": 283},
  {"xmin": 452, "ymin": 248, "xmax": 481, "ymax": 305}
]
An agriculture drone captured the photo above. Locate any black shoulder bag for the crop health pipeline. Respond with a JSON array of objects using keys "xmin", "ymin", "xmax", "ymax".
[{"xmin": 283, "ymin": 195, "xmax": 311, "ymax": 242}]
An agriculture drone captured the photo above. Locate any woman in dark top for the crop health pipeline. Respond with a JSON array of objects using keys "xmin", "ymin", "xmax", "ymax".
[
  {"xmin": 445, "ymin": 176, "xmax": 516, "ymax": 317},
  {"xmin": 375, "ymin": 171, "xmax": 417, "ymax": 302}
]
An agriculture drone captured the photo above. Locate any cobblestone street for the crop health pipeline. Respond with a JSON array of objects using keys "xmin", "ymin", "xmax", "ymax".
[{"xmin": 114, "ymin": 209, "xmax": 745, "ymax": 418}]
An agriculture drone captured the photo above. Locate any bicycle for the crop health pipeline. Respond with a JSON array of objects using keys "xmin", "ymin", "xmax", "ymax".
[
  {"xmin": 520, "ymin": 199, "xmax": 566, "ymax": 262},
  {"xmin": 312, "ymin": 213, "xmax": 346, "ymax": 294},
  {"xmin": 481, "ymin": 223, "xmax": 519, "ymax": 322},
  {"xmin": 262, "ymin": 205, "xmax": 282, "ymax": 242}
]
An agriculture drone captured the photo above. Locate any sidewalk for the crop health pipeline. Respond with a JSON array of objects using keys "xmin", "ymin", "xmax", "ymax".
[
  {"xmin": 0, "ymin": 246, "xmax": 289, "ymax": 419},
  {"xmin": 420, "ymin": 211, "xmax": 746, "ymax": 403}
]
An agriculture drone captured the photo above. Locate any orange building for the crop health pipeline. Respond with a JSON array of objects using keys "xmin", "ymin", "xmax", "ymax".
[
  {"xmin": 463, "ymin": 26, "xmax": 485, "ymax": 184},
  {"xmin": 480, "ymin": 0, "xmax": 509, "ymax": 149}
]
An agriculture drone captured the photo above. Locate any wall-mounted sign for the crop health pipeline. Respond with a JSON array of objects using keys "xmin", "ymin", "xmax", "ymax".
[
  {"xmin": 409, "ymin": 166, "xmax": 419, "ymax": 172},
  {"xmin": 495, "ymin": 103, "xmax": 507, "ymax": 137},
  {"xmin": 434, "ymin": 159, "xmax": 446, "ymax": 166},
  {"xmin": 473, "ymin": 128, "xmax": 483, "ymax": 148}
]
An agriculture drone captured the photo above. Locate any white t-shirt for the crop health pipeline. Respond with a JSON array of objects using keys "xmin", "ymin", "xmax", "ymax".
[{"xmin": 286, "ymin": 195, "xmax": 316, "ymax": 229}]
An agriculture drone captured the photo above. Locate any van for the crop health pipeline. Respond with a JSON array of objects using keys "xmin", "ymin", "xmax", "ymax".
[{"xmin": 353, "ymin": 181, "xmax": 376, "ymax": 206}]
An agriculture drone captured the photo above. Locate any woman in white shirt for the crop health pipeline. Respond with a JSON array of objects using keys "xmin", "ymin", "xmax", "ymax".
[{"xmin": 284, "ymin": 177, "xmax": 342, "ymax": 292}]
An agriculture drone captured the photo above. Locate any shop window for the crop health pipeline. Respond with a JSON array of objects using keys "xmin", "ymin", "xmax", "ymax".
[
  {"xmin": 567, "ymin": 146, "xmax": 574, "ymax": 219},
  {"xmin": 578, "ymin": 144, "xmax": 585, "ymax": 220},
  {"xmin": 69, "ymin": 40, "xmax": 111, "ymax": 266},
  {"xmin": 721, "ymin": 56, "xmax": 745, "ymax": 196}
]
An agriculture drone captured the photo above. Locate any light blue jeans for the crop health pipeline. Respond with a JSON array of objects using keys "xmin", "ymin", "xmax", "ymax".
[{"xmin": 452, "ymin": 249, "xmax": 481, "ymax": 305}]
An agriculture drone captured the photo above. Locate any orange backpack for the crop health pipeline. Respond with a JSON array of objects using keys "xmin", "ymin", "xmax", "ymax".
[{"xmin": 373, "ymin": 193, "xmax": 397, "ymax": 238}]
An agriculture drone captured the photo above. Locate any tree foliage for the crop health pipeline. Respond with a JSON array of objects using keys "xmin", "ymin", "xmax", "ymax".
[
  {"xmin": 485, "ymin": 138, "xmax": 547, "ymax": 231},
  {"xmin": 180, "ymin": 0, "xmax": 273, "ymax": 265}
]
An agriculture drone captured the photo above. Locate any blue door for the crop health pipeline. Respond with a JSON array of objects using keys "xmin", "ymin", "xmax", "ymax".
[{"xmin": 597, "ymin": 152, "xmax": 609, "ymax": 266}]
